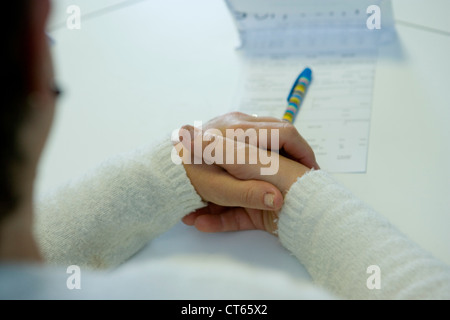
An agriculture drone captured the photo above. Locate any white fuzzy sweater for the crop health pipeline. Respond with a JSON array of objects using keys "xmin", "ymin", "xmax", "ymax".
[{"xmin": 1, "ymin": 138, "xmax": 449, "ymax": 299}]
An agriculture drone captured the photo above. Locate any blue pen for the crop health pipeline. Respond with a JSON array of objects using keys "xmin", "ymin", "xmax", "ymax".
[{"xmin": 282, "ymin": 67, "xmax": 312, "ymax": 123}]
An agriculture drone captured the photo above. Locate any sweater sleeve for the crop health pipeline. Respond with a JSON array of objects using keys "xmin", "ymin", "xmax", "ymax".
[
  {"xmin": 277, "ymin": 170, "xmax": 450, "ymax": 300},
  {"xmin": 33, "ymin": 137, "xmax": 205, "ymax": 270}
]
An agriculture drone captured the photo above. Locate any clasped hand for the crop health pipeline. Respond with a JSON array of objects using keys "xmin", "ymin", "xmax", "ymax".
[{"xmin": 173, "ymin": 112, "xmax": 319, "ymax": 235}]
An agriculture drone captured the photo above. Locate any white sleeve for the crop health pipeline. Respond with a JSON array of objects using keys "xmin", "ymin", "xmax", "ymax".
[
  {"xmin": 278, "ymin": 170, "xmax": 450, "ymax": 299},
  {"xmin": 34, "ymin": 138, "xmax": 205, "ymax": 269}
]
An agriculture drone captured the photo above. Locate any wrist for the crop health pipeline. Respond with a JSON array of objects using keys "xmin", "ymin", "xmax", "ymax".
[{"xmin": 276, "ymin": 158, "xmax": 310, "ymax": 195}]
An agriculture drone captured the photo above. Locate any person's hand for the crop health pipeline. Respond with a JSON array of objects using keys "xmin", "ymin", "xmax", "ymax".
[
  {"xmin": 172, "ymin": 115, "xmax": 287, "ymax": 229},
  {"xmin": 174, "ymin": 144, "xmax": 285, "ymax": 234},
  {"xmin": 182, "ymin": 203, "xmax": 280, "ymax": 235},
  {"xmin": 181, "ymin": 131, "xmax": 310, "ymax": 235},
  {"xmin": 182, "ymin": 160, "xmax": 284, "ymax": 212},
  {"xmin": 175, "ymin": 112, "xmax": 318, "ymax": 235},
  {"xmin": 198, "ymin": 112, "xmax": 319, "ymax": 170}
]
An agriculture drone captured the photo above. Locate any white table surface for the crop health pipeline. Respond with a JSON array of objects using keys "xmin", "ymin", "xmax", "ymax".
[{"xmin": 40, "ymin": 0, "xmax": 450, "ymax": 281}]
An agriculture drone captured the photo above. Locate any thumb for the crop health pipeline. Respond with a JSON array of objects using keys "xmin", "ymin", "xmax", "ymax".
[
  {"xmin": 179, "ymin": 125, "xmax": 284, "ymax": 210},
  {"xmin": 219, "ymin": 178, "xmax": 284, "ymax": 211},
  {"xmin": 184, "ymin": 161, "xmax": 284, "ymax": 211},
  {"xmin": 199, "ymin": 167, "xmax": 284, "ymax": 211}
]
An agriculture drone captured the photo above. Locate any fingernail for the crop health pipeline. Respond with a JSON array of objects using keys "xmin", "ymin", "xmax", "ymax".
[{"xmin": 264, "ymin": 193, "xmax": 275, "ymax": 208}]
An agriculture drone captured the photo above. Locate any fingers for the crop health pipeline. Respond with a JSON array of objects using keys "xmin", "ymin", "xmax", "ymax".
[
  {"xmin": 217, "ymin": 178, "xmax": 283, "ymax": 211},
  {"xmin": 232, "ymin": 120, "xmax": 319, "ymax": 170},
  {"xmin": 178, "ymin": 111, "xmax": 318, "ymax": 237},
  {"xmin": 278, "ymin": 123, "xmax": 320, "ymax": 170},
  {"xmin": 181, "ymin": 129, "xmax": 272, "ymax": 180},
  {"xmin": 183, "ymin": 206, "xmax": 279, "ymax": 235},
  {"xmin": 239, "ymin": 117, "xmax": 320, "ymax": 170},
  {"xmin": 193, "ymin": 208, "xmax": 257, "ymax": 232},
  {"xmin": 208, "ymin": 171, "xmax": 284, "ymax": 211},
  {"xmin": 183, "ymin": 162, "xmax": 284, "ymax": 211},
  {"xmin": 182, "ymin": 203, "xmax": 227, "ymax": 226},
  {"xmin": 180, "ymin": 112, "xmax": 320, "ymax": 170},
  {"xmin": 185, "ymin": 130, "xmax": 311, "ymax": 195}
]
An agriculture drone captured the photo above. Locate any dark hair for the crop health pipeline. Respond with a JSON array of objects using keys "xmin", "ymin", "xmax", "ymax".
[{"xmin": 1, "ymin": 1, "xmax": 32, "ymax": 219}]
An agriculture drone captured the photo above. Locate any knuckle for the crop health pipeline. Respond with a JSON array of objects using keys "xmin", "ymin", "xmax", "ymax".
[
  {"xmin": 266, "ymin": 116, "xmax": 282, "ymax": 122},
  {"xmin": 179, "ymin": 125, "xmax": 195, "ymax": 140},
  {"xmin": 230, "ymin": 122, "xmax": 252, "ymax": 131},
  {"xmin": 280, "ymin": 122, "xmax": 299, "ymax": 141},
  {"xmin": 228, "ymin": 111, "xmax": 246, "ymax": 118},
  {"xmin": 241, "ymin": 184, "xmax": 257, "ymax": 206},
  {"xmin": 281, "ymin": 121, "xmax": 296, "ymax": 133}
]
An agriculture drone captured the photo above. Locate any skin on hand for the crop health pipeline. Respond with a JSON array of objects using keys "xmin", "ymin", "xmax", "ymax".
[
  {"xmin": 180, "ymin": 147, "xmax": 285, "ymax": 235},
  {"xmin": 182, "ymin": 141, "xmax": 310, "ymax": 235},
  {"xmin": 182, "ymin": 161, "xmax": 284, "ymax": 211},
  {"xmin": 182, "ymin": 204, "xmax": 280, "ymax": 235},
  {"xmin": 178, "ymin": 112, "xmax": 316, "ymax": 235},
  {"xmin": 194, "ymin": 112, "xmax": 319, "ymax": 170}
]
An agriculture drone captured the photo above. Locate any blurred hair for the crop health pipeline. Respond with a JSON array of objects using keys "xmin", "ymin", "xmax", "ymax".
[{"xmin": 0, "ymin": 1, "xmax": 32, "ymax": 219}]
